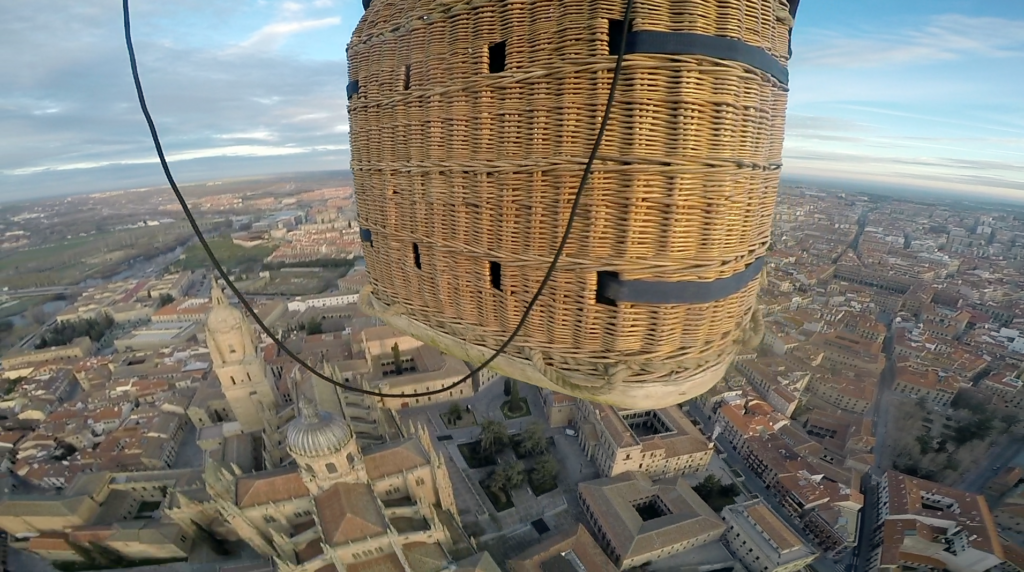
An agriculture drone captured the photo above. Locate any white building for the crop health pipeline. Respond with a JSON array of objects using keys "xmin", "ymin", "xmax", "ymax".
[{"xmin": 287, "ymin": 293, "xmax": 360, "ymax": 312}]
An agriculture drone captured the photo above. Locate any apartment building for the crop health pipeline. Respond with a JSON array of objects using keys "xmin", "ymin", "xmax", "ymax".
[
  {"xmin": 868, "ymin": 471, "xmax": 1003, "ymax": 572},
  {"xmin": 815, "ymin": 331, "xmax": 885, "ymax": 376},
  {"xmin": 892, "ymin": 364, "xmax": 959, "ymax": 407},
  {"xmin": 578, "ymin": 472, "xmax": 725, "ymax": 570},
  {"xmin": 575, "ymin": 402, "xmax": 712, "ymax": 479},
  {"xmin": 808, "ymin": 370, "xmax": 876, "ymax": 414},
  {"xmin": 721, "ymin": 500, "xmax": 818, "ymax": 572}
]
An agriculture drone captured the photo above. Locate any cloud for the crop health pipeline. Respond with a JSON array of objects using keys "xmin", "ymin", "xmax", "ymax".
[
  {"xmin": 0, "ymin": 1, "xmax": 352, "ymax": 199},
  {"xmin": 783, "ymin": 148, "xmax": 1024, "ymax": 195},
  {"xmin": 237, "ymin": 16, "xmax": 341, "ymax": 51},
  {"xmin": 797, "ymin": 14, "xmax": 1024, "ymax": 69},
  {"xmin": 216, "ymin": 131, "xmax": 277, "ymax": 141},
  {"xmin": 838, "ymin": 105, "xmax": 1024, "ymax": 135},
  {"xmin": 5, "ymin": 144, "xmax": 349, "ymax": 176}
]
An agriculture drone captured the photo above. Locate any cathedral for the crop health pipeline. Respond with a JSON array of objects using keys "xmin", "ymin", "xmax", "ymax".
[{"xmin": 168, "ymin": 281, "xmax": 472, "ymax": 571}]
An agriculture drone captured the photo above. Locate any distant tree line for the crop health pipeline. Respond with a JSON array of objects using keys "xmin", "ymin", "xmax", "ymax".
[{"xmin": 263, "ymin": 258, "xmax": 355, "ymax": 271}]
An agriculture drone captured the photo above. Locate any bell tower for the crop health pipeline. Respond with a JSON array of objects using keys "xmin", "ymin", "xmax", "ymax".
[{"xmin": 206, "ymin": 281, "xmax": 278, "ymax": 433}]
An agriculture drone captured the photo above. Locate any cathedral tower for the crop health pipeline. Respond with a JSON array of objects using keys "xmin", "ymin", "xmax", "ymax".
[{"xmin": 206, "ymin": 280, "xmax": 278, "ymax": 433}]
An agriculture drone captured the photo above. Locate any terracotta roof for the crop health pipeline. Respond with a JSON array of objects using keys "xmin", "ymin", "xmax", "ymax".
[
  {"xmin": 235, "ymin": 466, "xmax": 308, "ymax": 508},
  {"xmin": 746, "ymin": 503, "xmax": 802, "ymax": 552},
  {"xmin": 509, "ymin": 524, "xmax": 617, "ymax": 572},
  {"xmin": 362, "ymin": 438, "xmax": 429, "ymax": 480},
  {"xmin": 881, "ymin": 471, "xmax": 1003, "ymax": 565},
  {"xmin": 403, "ymin": 542, "xmax": 449, "ymax": 571},
  {"xmin": 345, "ymin": 552, "xmax": 403, "ymax": 572},
  {"xmin": 28, "ymin": 532, "xmax": 75, "ymax": 552},
  {"xmin": 454, "ymin": 552, "xmax": 502, "ymax": 572},
  {"xmin": 314, "ymin": 481, "xmax": 387, "ymax": 545},
  {"xmin": 578, "ymin": 472, "xmax": 725, "ymax": 562},
  {"xmin": 296, "ymin": 537, "xmax": 324, "ymax": 563}
]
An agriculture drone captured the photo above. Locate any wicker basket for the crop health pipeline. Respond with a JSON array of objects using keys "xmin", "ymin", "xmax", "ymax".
[{"xmin": 348, "ymin": 0, "xmax": 795, "ymax": 408}]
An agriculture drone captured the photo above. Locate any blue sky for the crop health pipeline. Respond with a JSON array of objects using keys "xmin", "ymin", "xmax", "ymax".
[{"xmin": 1, "ymin": 0, "xmax": 1023, "ymax": 201}]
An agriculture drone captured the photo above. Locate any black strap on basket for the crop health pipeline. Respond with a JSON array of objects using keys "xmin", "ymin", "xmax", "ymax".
[
  {"xmin": 597, "ymin": 257, "xmax": 766, "ymax": 305},
  {"xmin": 626, "ymin": 31, "xmax": 789, "ymax": 85}
]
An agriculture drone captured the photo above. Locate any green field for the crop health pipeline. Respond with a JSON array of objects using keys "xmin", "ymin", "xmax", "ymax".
[
  {"xmin": 177, "ymin": 237, "xmax": 277, "ymax": 271},
  {"xmin": 0, "ymin": 236, "xmax": 100, "ymax": 274},
  {"xmin": 0, "ymin": 225, "xmax": 199, "ymax": 289}
]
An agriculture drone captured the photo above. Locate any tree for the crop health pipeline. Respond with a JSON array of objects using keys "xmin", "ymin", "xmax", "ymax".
[
  {"xmin": 305, "ymin": 318, "xmax": 323, "ymax": 335},
  {"xmin": 951, "ymin": 415, "xmax": 995, "ymax": 446},
  {"xmin": 447, "ymin": 402, "xmax": 463, "ymax": 424},
  {"xmin": 487, "ymin": 470, "xmax": 508, "ymax": 504},
  {"xmin": 480, "ymin": 419, "xmax": 510, "ymax": 456},
  {"xmin": 28, "ymin": 305, "xmax": 48, "ymax": 326},
  {"xmin": 915, "ymin": 396, "xmax": 929, "ymax": 411},
  {"xmin": 950, "ymin": 391, "xmax": 989, "ymax": 415},
  {"xmin": 508, "ymin": 379, "xmax": 524, "ymax": 414},
  {"xmin": 392, "ymin": 342, "xmax": 403, "ymax": 376},
  {"xmin": 503, "ymin": 377, "xmax": 512, "ymax": 397},
  {"xmin": 519, "ymin": 423, "xmax": 547, "ymax": 457},
  {"xmin": 157, "ymin": 292, "xmax": 175, "ymax": 307},
  {"xmin": 532, "ymin": 453, "xmax": 560, "ymax": 490},
  {"xmin": 1001, "ymin": 413, "xmax": 1020, "ymax": 430},
  {"xmin": 487, "ymin": 461, "xmax": 525, "ymax": 504},
  {"xmin": 498, "ymin": 460, "xmax": 526, "ymax": 489},
  {"xmin": 916, "ymin": 433, "xmax": 933, "ymax": 455},
  {"xmin": 694, "ymin": 474, "xmax": 722, "ymax": 498},
  {"xmin": 721, "ymin": 482, "xmax": 741, "ymax": 498}
]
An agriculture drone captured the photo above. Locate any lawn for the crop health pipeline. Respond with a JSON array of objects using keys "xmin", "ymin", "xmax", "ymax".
[
  {"xmin": 501, "ymin": 399, "xmax": 532, "ymax": 420},
  {"xmin": 177, "ymin": 237, "xmax": 276, "ymax": 271},
  {"xmin": 442, "ymin": 409, "xmax": 478, "ymax": 430},
  {"xmin": 457, "ymin": 441, "xmax": 496, "ymax": 469},
  {"xmin": 0, "ymin": 299, "xmax": 29, "ymax": 320},
  {"xmin": 480, "ymin": 480, "xmax": 515, "ymax": 512},
  {"xmin": 0, "ymin": 236, "xmax": 99, "ymax": 273}
]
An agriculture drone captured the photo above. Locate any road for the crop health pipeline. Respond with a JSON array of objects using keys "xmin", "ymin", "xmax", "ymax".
[
  {"xmin": 851, "ymin": 476, "xmax": 878, "ymax": 572},
  {"xmin": 831, "ymin": 207, "xmax": 874, "ymax": 265},
  {"xmin": 957, "ymin": 437, "xmax": 1024, "ymax": 493},
  {"xmin": 870, "ymin": 324, "xmax": 898, "ymax": 477},
  {"xmin": 687, "ymin": 404, "xmax": 841, "ymax": 572}
]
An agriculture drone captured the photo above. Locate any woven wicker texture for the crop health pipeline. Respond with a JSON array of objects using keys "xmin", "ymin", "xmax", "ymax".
[{"xmin": 348, "ymin": 0, "xmax": 793, "ymax": 405}]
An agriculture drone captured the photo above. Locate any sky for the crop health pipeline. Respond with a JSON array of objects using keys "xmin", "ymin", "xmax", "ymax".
[{"xmin": 1, "ymin": 0, "xmax": 1023, "ymax": 202}]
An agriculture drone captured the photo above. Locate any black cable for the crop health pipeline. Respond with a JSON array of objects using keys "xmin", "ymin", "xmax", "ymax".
[{"xmin": 122, "ymin": 0, "xmax": 634, "ymax": 398}]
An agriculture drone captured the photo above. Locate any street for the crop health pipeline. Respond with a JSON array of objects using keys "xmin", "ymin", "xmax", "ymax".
[
  {"xmin": 687, "ymin": 404, "xmax": 841, "ymax": 572},
  {"xmin": 957, "ymin": 437, "xmax": 1024, "ymax": 493},
  {"xmin": 851, "ymin": 476, "xmax": 877, "ymax": 572},
  {"xmin": 870, "ymin": 326, "xmax": 898, "ymax": 477}
]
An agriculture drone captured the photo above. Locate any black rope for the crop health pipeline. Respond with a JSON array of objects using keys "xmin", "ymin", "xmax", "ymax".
[{"xmin": 122, "ymin": 0, "xmax": 634, "ymax": 398}]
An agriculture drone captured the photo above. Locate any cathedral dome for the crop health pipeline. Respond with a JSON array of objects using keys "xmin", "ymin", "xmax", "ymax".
[{"xmin": 286, "ymin": 396, "xmax": 353, "ymax": 459}]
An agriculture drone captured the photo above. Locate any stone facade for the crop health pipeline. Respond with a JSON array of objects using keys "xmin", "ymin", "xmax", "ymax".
[{"xmin": 206, "ymin": 281, "xmax": 280, "ymax": 433}]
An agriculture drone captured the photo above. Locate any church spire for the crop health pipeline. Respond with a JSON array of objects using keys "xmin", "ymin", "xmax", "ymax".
[{"xmin": 211, "ymin": 278, "xmax": 228, "ymax": 306}]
